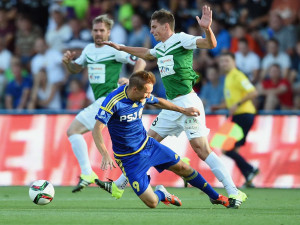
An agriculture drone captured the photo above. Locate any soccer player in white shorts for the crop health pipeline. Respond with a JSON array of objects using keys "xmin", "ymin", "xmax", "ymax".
[
  {"xmin": 62, "ymin": 15, "xmax": 145, "ymax": 193},
  {"xmin": 102, "ymin": 5, "xmax": 247, "ymax": 208}
]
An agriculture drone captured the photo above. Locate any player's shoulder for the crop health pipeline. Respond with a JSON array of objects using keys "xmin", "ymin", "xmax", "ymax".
[
  {"xmin": 82, "ymin": 43, "xmax": 95, "ymax": 51},
  {"xmin": 104, "ymin": 85, "xmax": 127, "ymax": 104}
]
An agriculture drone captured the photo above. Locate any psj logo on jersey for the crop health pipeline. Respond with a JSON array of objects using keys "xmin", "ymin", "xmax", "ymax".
[
  {"xmin": 120, "ymin": 112, "xmax": 138, "ymax": 122},
  {"xmin": 120, "ymin": 109, "xmax": 143, "ymax": 122}
]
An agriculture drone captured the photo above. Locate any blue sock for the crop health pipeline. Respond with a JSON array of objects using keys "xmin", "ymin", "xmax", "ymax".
[
  {"xmin": 154, "ymin": 190, "xmax": 165, "ymax": 203},
  {"xmin": 185, "ymin": 170, "xmax": 219, "ymax": 200}
]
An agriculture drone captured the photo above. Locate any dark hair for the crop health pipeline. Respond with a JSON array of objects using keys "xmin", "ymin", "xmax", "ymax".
[
  {"xmin": 151, "ymin": 9, "xmax": 175, "ymax": 31},
  {"xmin": 268, "ymin": 38, "xmax": 279, "ymax": 46},
  {"xmin": 219, "ymin": 51, "xmax": 235, "ymax": 60},
  {"xmin": 238, "ymin": 37, "xmax": 249, "ymax": 45},
  {"xmin": 128, "ymin": 71, "xmax": 156, "ymax": 90}
]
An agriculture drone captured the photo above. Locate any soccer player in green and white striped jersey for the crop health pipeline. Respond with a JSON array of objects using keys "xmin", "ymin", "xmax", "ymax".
[
  {"xmin": 102, "ymin": 5, "xmax": 247, "ymax": 208},
  {"xmin": 62, "ymin": 15, "xmax": 146, "ymax": 195}
]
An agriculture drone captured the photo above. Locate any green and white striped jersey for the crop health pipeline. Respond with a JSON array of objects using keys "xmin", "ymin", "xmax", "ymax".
[
  {"xmin": 150, "ymin": 32, "xmax": 201, "ymax": 100},
  {"xmin": 75, "ymin": 44, "xmax": 137, "ymax": 99}
]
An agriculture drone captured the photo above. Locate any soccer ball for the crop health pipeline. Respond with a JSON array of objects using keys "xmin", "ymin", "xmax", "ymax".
[{"xmin": 29, "ymin": 180, "xmax": 55, "ymax": 205}]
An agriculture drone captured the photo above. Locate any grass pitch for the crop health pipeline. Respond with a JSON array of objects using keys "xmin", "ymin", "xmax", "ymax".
[{"xmin": 0, "ymin": 186, "xmax": 299, "ymax": 225}]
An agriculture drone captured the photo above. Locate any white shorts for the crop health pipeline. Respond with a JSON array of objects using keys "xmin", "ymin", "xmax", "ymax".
[
  {"xmin": 75, "ymin": 97, "xmax": 106, "ymax": 130},
  {"xmin": 150, "ymin": 93, "xmax": 210, "ymax": 140}
]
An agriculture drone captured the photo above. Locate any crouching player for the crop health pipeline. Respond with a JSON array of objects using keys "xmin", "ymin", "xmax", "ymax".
[{"xmin": 92, "ymin": 71, "xmax": 236, "ymax": 208}]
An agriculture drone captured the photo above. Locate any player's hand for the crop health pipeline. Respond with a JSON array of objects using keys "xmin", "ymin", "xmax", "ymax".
[
  {"xmin": 62, "ymin": 50, "xmax": 76, "ymax": 64},
  {"xmin": 102, "ymin": 41, "xmax": 121, "ymax": 50},
  {"xmin": 183, "ymin": 107, "xmax": 200, "ymax": 117},
  {"xmin": 229, "ymin": 104, "xmax": 238, "ymax": 116},
  {"xmin": 196, "ymin": 5, "xmax": 212, "ymax": 30},
  {"xmin": 118, "ymin": 77, "xmax": 129, "ymax": 86},
  {"xmin": 100, "ymin": 155, "xmax": 116, "ymax": 170}
]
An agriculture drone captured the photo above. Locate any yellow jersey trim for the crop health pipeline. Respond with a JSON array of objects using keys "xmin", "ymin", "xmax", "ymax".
[
  {"xmin": 114, "ymin": 136, "xmax": 149, "ymax": 157},
  {"xmin": 100, "ymin": 106, "xmax": 113, "ymax": 115},
  {"xmin": 105, "ymin": 92, "xmax": 125, "ymax": 111}
]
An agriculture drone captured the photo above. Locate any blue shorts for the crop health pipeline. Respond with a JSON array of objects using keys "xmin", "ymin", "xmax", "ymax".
[
  {"xmin": 114, "ymin": 137, "xmax": 180, "ymax": 196},
  {"xmin": 232, "ymin": 113, "xmax": 255, "ymax": 147}
]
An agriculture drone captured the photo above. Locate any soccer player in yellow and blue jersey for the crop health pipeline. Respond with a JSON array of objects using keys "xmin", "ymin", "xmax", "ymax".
[
  {"xmin": 93, "ymin": 71, "xmax": 231, "ymax": 208},
  {"xmin": 213, "ymin": 52, "xmax": 259, "ymax": 187}
]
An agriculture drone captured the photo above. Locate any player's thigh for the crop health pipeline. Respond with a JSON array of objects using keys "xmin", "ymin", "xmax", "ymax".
[
  {"xmin": 149, "ymin": 111, "xmax": 183, "ymax": 139},
  {"xmin": 75, "ymin": 97, "xmax": 106, "ymax": 131},
  {"xmin": 138, "ymin": 185, "xmax": 159, "ymax": 208},
  {"xmin": 66, "ymin": 118, "xmax": 89, "ymax": 136},
  {"xmin": 148, "ymin": 129, "xmax": 164, "ymax": 142}
]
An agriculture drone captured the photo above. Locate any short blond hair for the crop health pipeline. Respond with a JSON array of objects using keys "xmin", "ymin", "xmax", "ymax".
[{"xmin": 92, "ymin": 14, "xmax": 114, "ymax": 30}]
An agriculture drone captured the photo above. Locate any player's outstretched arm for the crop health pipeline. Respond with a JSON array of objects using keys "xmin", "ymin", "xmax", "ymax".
[
  {"xmin": 133, "ymin": 58, "xmax": 147, "ymax": 72},
  {"xmin": 62, "ymin": 50, "xmax": 83, "ymax": 74},
  {"xmin": 195, "ymin": 5, "xmax": 217, "ymax": 49},
  {"xmin": 102, "ymin": 41, "xmax": 156, "ymax": 61},
  {"xmin": 155, "ymin": 97, "xmax": 200, "ymax": 116},
  {"xmin": 92, "ymin": 120, "xmax": 116, "ymax": 170}
]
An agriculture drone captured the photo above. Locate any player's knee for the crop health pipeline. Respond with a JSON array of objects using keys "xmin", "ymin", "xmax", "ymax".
[{"xmin": 66, "ymin": 126, "xmax": 74, "ymax": 137}]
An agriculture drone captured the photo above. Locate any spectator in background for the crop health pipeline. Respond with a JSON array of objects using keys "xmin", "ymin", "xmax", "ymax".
[
  {"xmin": 290, "ymin": 41, "xmax": 300, "ymax": 109},
  {"xmin": 66, "ymin": 79, "xmax": 87, "ymax": 110},
  {"xmin": 28, "ymin": 69, "xmax": 62, "ymax": 110},
  {"xmin": 14, "ymin": 14, "xmax": 42, "ymax": 69},
  {"xmin": 260, "ymin": 38, "xmax": 291, "ymax": 80},
  {"xmin": 0, "ymin": 36, "xmax": 12, "ymax": 108},
  {"xmin": 64, "ymin": 18, "xmax": 92, "ymax": 50},
  {"xmin": 199, "ymin": 65, "xmax": 224, "ymax": 113},
  {"xmin": 270, "ymin": 0, "xmax": 300, "ymax": 26},
  {"xmin": 45, "ymin": 4, "xmax": 72, "ymax": 52},
  {"xmin": 110, "ymin": 13, "xmax": 128, "ymax": 45},
  {"xmin": 63, "ymin": 0, "xmax": 89, "ymax": 20},
  {"xmin": 218, "ymin": 0, "xmax": 239, "ymax": 27},
  {"xmin": 87, "ymin": 0, "xmax": 104, "ymax": 24},
  {"xmin": 235, "ymin": 38, "xmax": 260, "ymax": 84},
  {"xmin": 118, "ymin": 0, "xmax": 134, "ymax": 32},
  {"xmin": 127, "ymin": 14, "xmax": 151, "ymax": 48},
  {"xmin": 230, "ymin": 23, "xmax": 263, "ymax": 57},
  {"xmin": 257, "ymin": 64, "xmax": 294, "ymax": 110},
  {"xmin": 0, "ymin": 8, "xmax": 15, "ymax": 52},
  {"xmin": 209, "ymin": 18, "xmax": 231, "ymax": 57},
  {"xmin": 5, "ymin": 57, "xmax": 32, "ymax": 109},
  {"xmin": 31, "ymin": 38, "xmax": 65, "ymax": 88},
  {"xmin": 238, "ymin": 0, "xmax": 272, "ymax": 29},
  {"xmin": 259, "ymin": 12, "xmax": 296, "ymax": 56}
]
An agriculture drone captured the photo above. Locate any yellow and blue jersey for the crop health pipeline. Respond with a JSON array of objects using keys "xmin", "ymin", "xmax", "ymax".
[
  {"xmin": 95, "ymin": 85, "xmax": 159, "ymax": 157},
  {"xmin": 224, "ymin": 68, "xmax": 256, "ymax": 115}
]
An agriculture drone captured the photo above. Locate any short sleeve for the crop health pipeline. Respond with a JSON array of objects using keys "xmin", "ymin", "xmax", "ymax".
[
  {"xmin": 149, "ymin": 48, "xmax": 157, "ymax": 57},
  {"xmin": 237, "ymin": 74, "xmax": 255, "ymax": 92},
  {"xmin": 95, "ymin": 107, "xmax": 113, "ymax": 125},
  {"xmin": 74, "ymin": 47, "xmax": 87, "ymax": 66},
  {"xmin": 146, "ymin": 95, "xmax": 159, "ymax": 104},
  {"xmin": 115, "ymin": 49, "xmax": 138, "ymax": 65},
  {"xmin": 180, "ymin": 32, "xmax": 202, "ymax": 50}
]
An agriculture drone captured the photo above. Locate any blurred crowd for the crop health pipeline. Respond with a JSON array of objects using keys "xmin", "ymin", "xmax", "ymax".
[{"xmin": 0, "ymin": 0, "xmax": 299, "ymax": 112}]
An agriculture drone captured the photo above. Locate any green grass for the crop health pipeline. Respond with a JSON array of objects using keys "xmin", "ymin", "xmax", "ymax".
[{"xmin": 0, "ymin": 186, "xmax": 299, "ymax": 225}]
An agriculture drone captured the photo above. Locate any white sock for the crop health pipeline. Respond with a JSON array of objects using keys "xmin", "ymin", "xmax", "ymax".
[
  {"xmin": 114, "ymin": 173, "xmax": 128, "ymax": 190},
  {"xmin": 68, "ymin": 134, "xmax": 93, "ymax": 175},
  {"xmin": 205, "ymin": 152, "xmax": 238, "ymax": 196}
]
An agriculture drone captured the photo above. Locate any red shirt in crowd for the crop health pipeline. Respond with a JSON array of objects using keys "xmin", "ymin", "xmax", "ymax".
[{"xmin": 262, "ymin": 78, "xmax": 293, "ymax": 107}]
